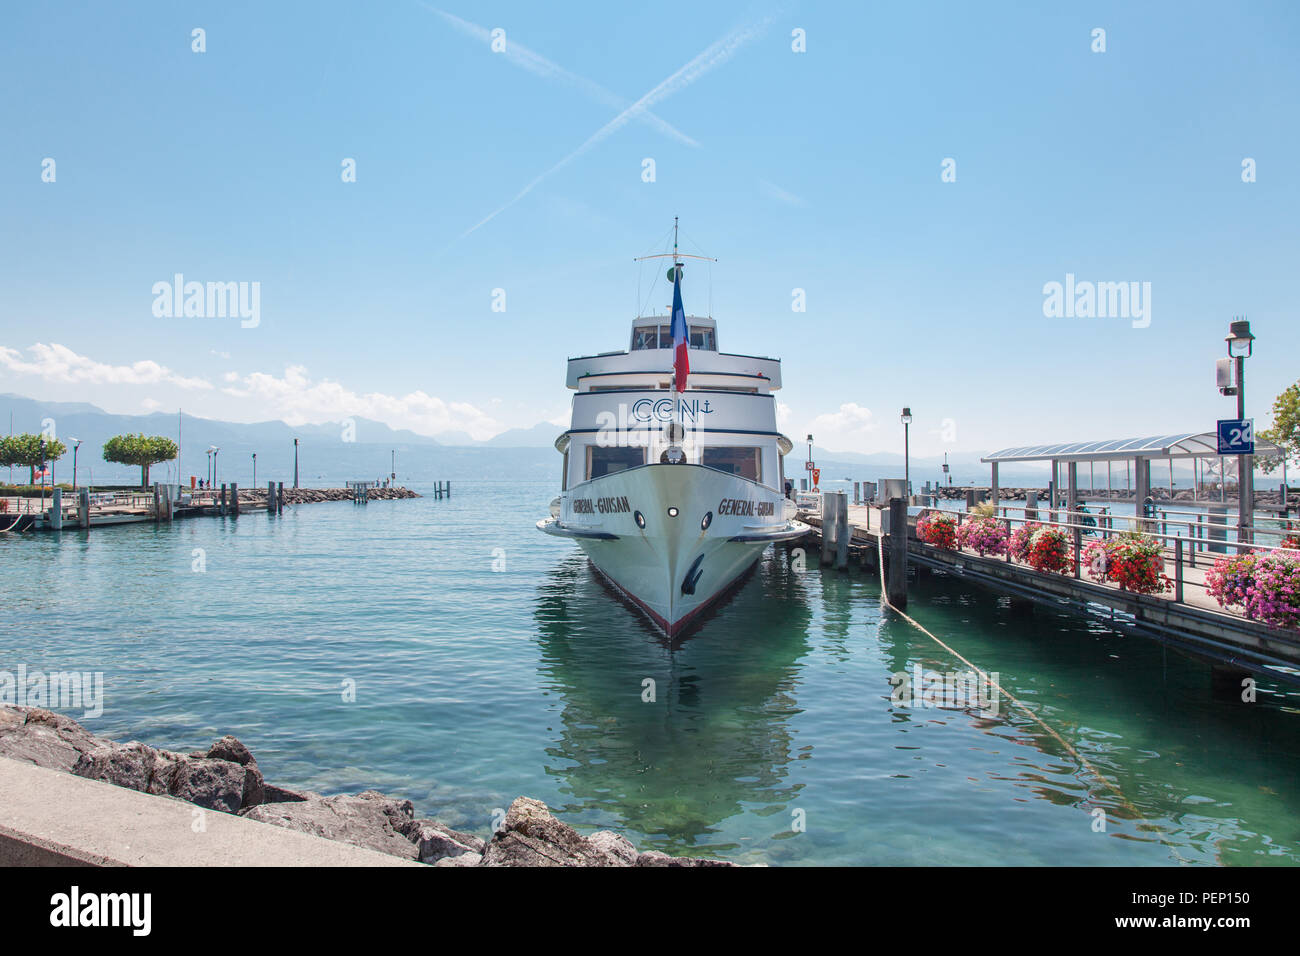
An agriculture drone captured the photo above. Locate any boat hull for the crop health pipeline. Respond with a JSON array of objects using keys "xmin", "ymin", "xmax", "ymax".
[{"xmin": 538, "ymin": 464, "xmax": 807, "ymax": 637}]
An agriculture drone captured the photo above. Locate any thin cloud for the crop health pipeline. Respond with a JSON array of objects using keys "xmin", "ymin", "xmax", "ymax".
[
  {"xmin": 758, "ymin": 178, "xmax": 805, "ymax": 207},
  {"xmin": 804, "ymin": 403, "xmax": 879, "ymax": 451},
  {"xmin": 0, "ymin": 342, "xmax": 213, "ymax": 390},
  {"xmin": 421, "ymin": 4, "xmax": 698, "ymax": 148},
  {"xmin": 455, "ymin": 12, "xmax": 776, "ymax": 242},
  {"xmin": 222, "ymin": 364, "xmax": 505, "ymax": 441}
]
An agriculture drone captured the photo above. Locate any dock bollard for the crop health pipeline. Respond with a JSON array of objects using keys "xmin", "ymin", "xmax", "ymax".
[
  {"xmin": 887, "ymin": 497, "xmax": 908, "ymax": 609},
  {"xmin": 230, "ymin": 483, "xmax": 239, "ymax": 518},
  {"xmin": 152, "ymin": 483, "xmax": 160, "ymax": 524},
  {"xmin": 821, "ymin": 493, "xmax": 835, "ymax": 563},
  {"xmin": 51, "ymin": 488, "xmax": 63, "ymax": 531},
  {"xmin": 268, "ymin": 481, "xmax": 276, "ymax": 516},
  {"xmin": 219, "ymin": 484, "xmax": 227, "ymax": 516},
  {"xmin": 835, "ymin": 491, "xmax": 849, "ymax": 570},
  {"xmin": 278, "ymin": 482, "xmax": 284, "ymax": 513},
  {"xmin": 78, "ymin": 488, "xmax": 90, "ymax": 529}
]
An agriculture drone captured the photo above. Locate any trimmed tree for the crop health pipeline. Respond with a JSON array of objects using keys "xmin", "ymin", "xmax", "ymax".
[
  {"xmin": 1259, "ymin": 380, "xmax": 1300, "ymax": 475},
  {"xmin": 0, "ymin": 433, "xmax": 67, "ymax": 484},
  {"xmin": 102, "ymin": 434, "xmax": 179, "ymax": 488}
]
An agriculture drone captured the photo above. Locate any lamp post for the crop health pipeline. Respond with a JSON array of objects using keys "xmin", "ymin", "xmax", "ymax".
[
  {"xmin": 942, "ymin": 451, "xmax": 950, "ymax": 486},
  {"xmin": 806, "ymin": 433, "xmax": 813, "ymax": 492},
  {"xmin": 901, "ymin": 407, "xmax": 913, "ymax": 497},
  {"xmin": 208, "ymin": 446, "xmax": 220, "ymax": 489},
  {"xmin": 293, "ymin": 438, "xmax": 300, "ymax": 489},
  {"xmin": 1225, "ymin": 319, "xmax": 1255, "ymax": 544},
  {"xmin": 252, "ymin": 452, "xmax": 257, "ymax": 488},
  {"xmin": 70, "ymin": 438, "xmax": 82, "ymax": 490},
  {"xmin": 391, "ymin": 449, "xmax": 396, "ymax": 484}
]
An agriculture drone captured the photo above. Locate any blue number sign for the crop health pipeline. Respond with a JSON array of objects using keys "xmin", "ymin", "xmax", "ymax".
[{"xmin": 1217, "ymin": 418, "xmax": 1254, "ymax": 455}]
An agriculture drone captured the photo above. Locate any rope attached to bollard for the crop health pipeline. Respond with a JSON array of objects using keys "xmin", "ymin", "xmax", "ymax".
[{"xmin": 874, "ymin": 534, "xmax": 1190, "ymax": 862}]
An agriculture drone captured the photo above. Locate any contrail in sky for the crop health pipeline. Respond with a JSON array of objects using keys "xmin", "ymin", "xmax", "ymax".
[
  {"xmin": 453, "ymin": 13, "xmax": 777, "ymax": 243},
  {"xmin": 419, "ymin": 4, "xmax": 698, "ymax": 147}
]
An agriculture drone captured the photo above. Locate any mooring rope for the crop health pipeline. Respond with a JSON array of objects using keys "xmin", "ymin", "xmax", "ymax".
[
  {"xmin": 874, "ymin": 533, "xmax": 1190, "ymax": 862},
  {"xmin": 0, "ymin": 513, "xmax": 25, "ymax": 533}
]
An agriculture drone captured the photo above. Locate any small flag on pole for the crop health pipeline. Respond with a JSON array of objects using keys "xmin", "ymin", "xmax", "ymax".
[{"xmin": 670, "ymin": 265, "xmax": 689, "ymax": 392}]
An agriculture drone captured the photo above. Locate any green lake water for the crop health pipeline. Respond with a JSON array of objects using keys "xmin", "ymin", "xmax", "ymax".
[{"xmin": 1, "ymin": 480, "xmax": 1296, "ymax": 865}]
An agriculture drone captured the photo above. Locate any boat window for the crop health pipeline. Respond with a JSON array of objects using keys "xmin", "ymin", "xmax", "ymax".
[
  {"xmin": 659, "ymin": 326, "xmax": 671, "ymax": 347},
  {"xmin": 689, "ymin": 327, "xmax": 716, "ymax": 350},
  {"xmin": 702, "ymin": 447, "xmax": 762, "ymax": 482},
  {"xmin": 587, "ymin": 445, "xmax": 645, "ymax": 479},
  {"xmin": 561, "ymin": 449, "xmax": 569, "ymax": 490},
  {"xmin": 632, "ymin": 327, "xmax": 658, "ymax": 351}
]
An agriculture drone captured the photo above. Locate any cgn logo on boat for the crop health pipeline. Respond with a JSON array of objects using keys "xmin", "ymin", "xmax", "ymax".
[
  {"xmin": 572, "ymin": 496, "xmax": 632, "ymax": 514},
  {"xmin": 630, "ymin": 398, "xmax": 714, "ymax": 423}
]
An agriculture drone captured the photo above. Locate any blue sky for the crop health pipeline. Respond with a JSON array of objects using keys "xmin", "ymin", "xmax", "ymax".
[{"xmin": 1, "ymin": 0, "xmax": 1297, "ymax": 455}]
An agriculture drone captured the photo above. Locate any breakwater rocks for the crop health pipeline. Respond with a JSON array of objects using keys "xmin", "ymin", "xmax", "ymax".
[
  {"xmin": 234, "ymin": 487, "xmax": 421, "ymax": 504},
  {"xmin": 281, "ymin": 487, "xmax": 420, "ymax": 503},
  {"xmin": 931, "ymin": 486, "xmax": 1298, "ymax": 508},
  {"xmin": 0, "ymin": 705, "xmax": 733, "ymax": 867}
]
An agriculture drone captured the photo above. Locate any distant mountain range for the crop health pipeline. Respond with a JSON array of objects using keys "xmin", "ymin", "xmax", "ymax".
[
  {"xmin": 0, "ymin": 393, "xmax": 559, "ymax": 486},
  {"xmin": 0, "ymin": 393, "xmax": 1038, "ymax": 487}
]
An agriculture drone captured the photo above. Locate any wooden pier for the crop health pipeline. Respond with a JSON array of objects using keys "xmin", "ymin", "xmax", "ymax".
[
  {"xmin": 798, "ymin": 492, "xmax": 1300, "ymax": 689},
  {"xmin": 2, "ymin": 482, "xmax": 425, "ymax": 532}
]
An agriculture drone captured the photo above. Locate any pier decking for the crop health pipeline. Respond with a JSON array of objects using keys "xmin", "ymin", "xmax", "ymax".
[
  {"xmin": 798, "ymin": 496, "xmax": 1300, "ymax": 688},
  {"xmin": 2, "ymin": 483, "xmax": 424, "ymax": 533}
]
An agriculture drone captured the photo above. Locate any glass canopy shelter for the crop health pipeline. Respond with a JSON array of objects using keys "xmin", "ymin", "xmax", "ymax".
[{"xmin": 981, "ymin": 431, "xmax": 1284, "ymax": 531}]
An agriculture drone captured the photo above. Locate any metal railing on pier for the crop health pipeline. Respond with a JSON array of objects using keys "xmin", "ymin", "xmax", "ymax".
[{"xmin": 950, "ymin": 502, "xmax": 1299, "ymax": 610}]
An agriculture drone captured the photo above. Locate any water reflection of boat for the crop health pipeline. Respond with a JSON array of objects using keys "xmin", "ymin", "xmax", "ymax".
[{"xmin": 532, "ymin": 547, "xmax": 812, "ymax": 856}]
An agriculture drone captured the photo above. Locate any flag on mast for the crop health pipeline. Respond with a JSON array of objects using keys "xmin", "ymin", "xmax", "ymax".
[{"xmin": 670, "ymin": 264, "xmax": 689, "ymax": 392}]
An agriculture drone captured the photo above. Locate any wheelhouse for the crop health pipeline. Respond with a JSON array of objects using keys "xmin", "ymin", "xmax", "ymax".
[{"xmin": 554, "ymin": 315, "xmax": 794, "ymax": 494}]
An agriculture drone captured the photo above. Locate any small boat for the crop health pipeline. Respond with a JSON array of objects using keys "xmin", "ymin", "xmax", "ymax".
[{"xmin": 537, "ymin": 222, "xmax": 808, "ymax": 637}]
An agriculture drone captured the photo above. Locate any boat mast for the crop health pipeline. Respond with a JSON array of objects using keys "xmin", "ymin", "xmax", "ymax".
[
  {"xmin": 631, "ymin": 221, "xmax": 716, "ymax": 438},
  {"xmin": 673, "ymin": 217, "xmax": 680, "ymax": 423}
]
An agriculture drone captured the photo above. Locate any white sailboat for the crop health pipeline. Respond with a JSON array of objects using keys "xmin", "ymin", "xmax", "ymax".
[{"xmin": 537, "ymin": 223, "xmax": 807, "ymax": 638}]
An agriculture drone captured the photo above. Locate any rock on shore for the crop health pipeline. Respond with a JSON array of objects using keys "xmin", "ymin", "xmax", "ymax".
[
  {"xmin": 237, "ymin": 487, "xmax": 421, "ymax": 504},
  {"xmin": 0, "ymin": 705, "xmax": 734, "ymax": 867}
]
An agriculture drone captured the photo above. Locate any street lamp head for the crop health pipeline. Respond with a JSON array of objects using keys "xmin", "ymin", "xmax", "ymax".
[
  {"xmin": 806, "ymin": 434, "xmax": 813, "ymax": 442},
  {"xmin": 900, "ymin": 407, "xmax": 912, "ymax": 425},
  {"xmin": 70, "ymin": 437, "xmax": 81, "ymax": 447},
  {"xmin": 1226, "ymin": 318, "xmax": 1254, "ymax": 358}
]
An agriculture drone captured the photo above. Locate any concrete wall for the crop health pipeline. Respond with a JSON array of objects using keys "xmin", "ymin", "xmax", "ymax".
[{"xmin": 0, "ymin": 757, "xmax": 419, "ymax": 867}]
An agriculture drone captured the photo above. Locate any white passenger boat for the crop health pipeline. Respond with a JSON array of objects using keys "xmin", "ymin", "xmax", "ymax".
[{"xmin": 537, "ymin": 224, "xmax": 808, "ymax": 638}]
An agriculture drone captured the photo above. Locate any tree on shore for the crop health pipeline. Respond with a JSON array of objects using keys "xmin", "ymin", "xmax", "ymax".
[
  {"xmin": 1258, "ymin": 381, "xmax": 1300, "ymax": 476},
  {"xmin": 102, "ymin": 434, "xmax": 179, "ymax": 488},
  {"xmin": 0, "ymin": 433, "xmax": 67, "ymax": 484}
]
